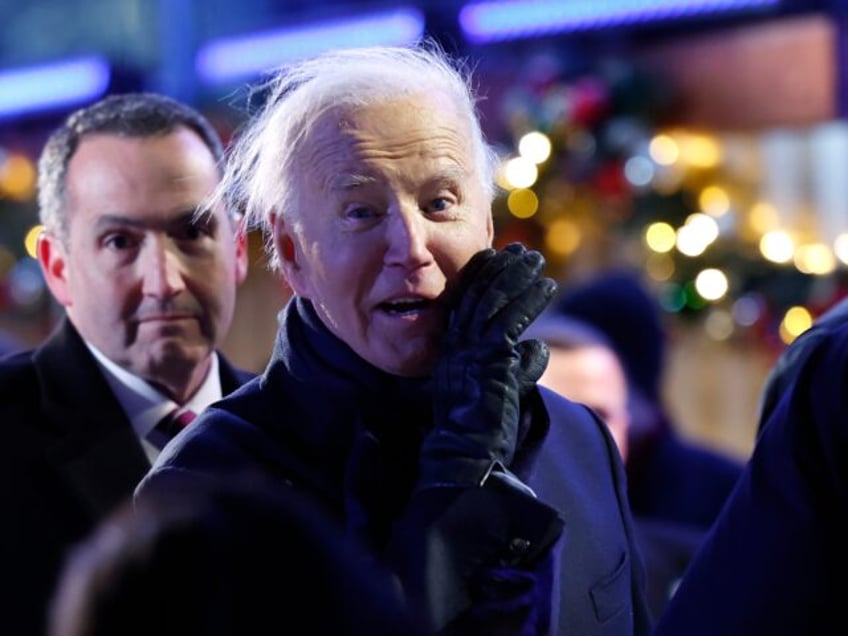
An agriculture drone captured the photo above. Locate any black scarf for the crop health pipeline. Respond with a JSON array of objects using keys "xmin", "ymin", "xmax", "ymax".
[{"xmin": 263, "ymin": 298, "xmax": 431, "ymax": 549}]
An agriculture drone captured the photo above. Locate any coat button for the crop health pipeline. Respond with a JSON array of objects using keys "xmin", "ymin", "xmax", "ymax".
[{"xmin": 509, "ymin": 537, "xmax": 531, "ymax": 556}]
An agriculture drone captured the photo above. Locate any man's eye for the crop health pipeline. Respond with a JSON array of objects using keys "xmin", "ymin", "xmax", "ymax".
[
  {"xmin": 103, "ymin": 233, "xmax": 138, "ymax": 250},
  {"xmin": 426, "ymin": 197, "xmax": 453, "ymax": 214},
  {"xmin": 345, "ymin": 205, "xmax": 377, "ymax": 220},
  {"xmin": 174, "ymin": 221, "xmax": 213, "ymax": 241}
]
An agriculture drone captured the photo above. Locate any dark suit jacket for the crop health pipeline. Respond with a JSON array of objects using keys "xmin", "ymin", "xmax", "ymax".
[{"xmin": 0, "ymin": 317, "xmax": 252, "ymax": 636}]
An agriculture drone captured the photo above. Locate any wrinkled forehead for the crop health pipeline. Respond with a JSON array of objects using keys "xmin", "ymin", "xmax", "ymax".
[{"xmin": 294, "ymin": 95, "xmax": 475, "ymax": 186}]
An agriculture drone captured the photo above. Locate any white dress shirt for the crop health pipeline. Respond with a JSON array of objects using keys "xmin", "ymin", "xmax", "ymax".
[{"xmin": 86, "ymin": 342, "xmax": 223, "ymax": 462}]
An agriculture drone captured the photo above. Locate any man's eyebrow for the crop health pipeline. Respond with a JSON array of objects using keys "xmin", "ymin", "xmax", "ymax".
[
  {"xmin": 92, "ymin": 210, "xmax": 204, "ymax": 230},
  {"xmin": 326, "ymin": 166, "xmax": 469, "ymax": 192},
  {"xmin": 92, "ymin": 214, "xmax": 148, "ymax": 230},
  {"xmin": 429, "ymin": 166, "xmax": 467, "ymax": 185},
  {"xmin": 327, "ymin": 173, "xmax": 378, "ymax": 192}
]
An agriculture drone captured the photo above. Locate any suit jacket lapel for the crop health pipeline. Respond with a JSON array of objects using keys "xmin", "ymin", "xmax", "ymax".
[{"xmin": 35, "ymin": 318, "xmax": 151, "ymax": 518}]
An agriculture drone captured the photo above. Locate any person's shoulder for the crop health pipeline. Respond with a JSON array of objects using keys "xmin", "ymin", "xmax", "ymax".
[
  {"xmin": 760, "ymin": 317, "xmax": 848, "ymax": 443},
  {"xmin": 783, "ymin": 298, "xmax": 848, "ymax": 361},
  {"xmin": 786, "ymin": 316, "xmax": 848, "ymax": 382},
  {"xmin": 140, "ymin": 385, "xmax": 280, "ymax": 496},
  {"xmin": 137, "ymin": 402, "xmax": 266, "ymax": 506},
  {"xmin": 797, "ymin": 318, "xmax": 848, "ymax": 392},
  {"xmin": 0, "ymin": 348, "xmax": 38, "ymax": 398},
  {"xmin": 759, "ymin": 304, "xmax": 848, "ymax": 427},
  {"xmin": 534, "ymin": 385, "xmax": 625, "ymax": 483},
  {"xmin": 537, "ymin": 384, "xmax": 616, "ymax": 446},
  {"xmin": 0, "ymin": 349, "xmax": 57, "ymax": 460},
  {"xmin": 820, "ymin": 311, "xmax": 848, "ymax": 344},
  {"xmin": 0, "ymin": 347, "xmax": 35, "ymax": 369},
  {"xmin": 154, "ymin": 398, "xmax": 265, "ymax": 470}
]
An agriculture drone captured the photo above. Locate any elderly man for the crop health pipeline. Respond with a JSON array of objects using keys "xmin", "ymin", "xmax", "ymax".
[
  {"xmin": 138, "ymin": 44, "xmax": 650, "ymax": 634},
  {"xmin": 1, "ymin": 92, "xmax": 251, "ymax": 635}
]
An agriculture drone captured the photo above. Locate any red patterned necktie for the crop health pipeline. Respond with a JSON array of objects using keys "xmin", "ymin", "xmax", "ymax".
[{"xmin": 147, "ymin": 407, "xmax": 197, "ymax": 450}]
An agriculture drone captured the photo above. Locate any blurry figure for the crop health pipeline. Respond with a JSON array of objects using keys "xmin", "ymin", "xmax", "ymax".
[
  {"xmin": 0, "ymin": 92, "xmax": 251, "ymax": 635},
  {"xmin": 526, "ymin": 313, "xmax": 705, "ymax": 619},
  {"xmin": 654, "ymin": 301, "xmax": 848, "ymax": 634},
  {"xmin": 552, "ymin": 269, "xmax": 744, "ymax": 529},
  {"xmin": 50, "ymin": 474, "xmax": 426, "ymax": 636}
]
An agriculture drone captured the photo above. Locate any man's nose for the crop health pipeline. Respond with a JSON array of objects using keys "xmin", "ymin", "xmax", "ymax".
[
  {"xmin": 141, "ymin": 237, "xmax": 186, "ymax": 298},
  {"xmin": 384, "ymin": 205, "xmax": 432, "ymax": 268}
]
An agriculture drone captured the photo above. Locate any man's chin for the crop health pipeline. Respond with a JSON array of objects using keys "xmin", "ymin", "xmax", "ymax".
[
  {"xmin": 378, "ymin": 349, "xmax": 438, "ymax": 378},
  {"xmin": 140, "ymin": 340, "xmax": 209, "ymax": 373}
]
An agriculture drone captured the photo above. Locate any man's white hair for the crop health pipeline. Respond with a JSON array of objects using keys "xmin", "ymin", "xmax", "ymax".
[{"xmin": 216, "ymin": 39, "xmax": 500, "ymax": 271}]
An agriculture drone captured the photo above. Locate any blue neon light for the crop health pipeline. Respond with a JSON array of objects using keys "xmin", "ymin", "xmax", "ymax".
[
  {"xmin": 460, "ymin": 0, "xmax": 781, "ymax": 43},
  {"xmin": 196, "ymin": 8, "xmax": 425, "ymax": 84},
  {"xmin": 0, "ymin": 56, "xmax": 110, "ymax": 120}
]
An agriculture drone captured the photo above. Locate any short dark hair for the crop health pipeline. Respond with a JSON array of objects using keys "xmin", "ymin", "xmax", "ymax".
[{"xmin": 38, "ymin": 92, "xmax": 225, "ymax": 241}]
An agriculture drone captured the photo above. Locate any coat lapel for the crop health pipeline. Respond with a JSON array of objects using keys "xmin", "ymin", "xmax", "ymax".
[{"xmin": 35, "ymin": 319, "xmax": 151, "ymax": 518}]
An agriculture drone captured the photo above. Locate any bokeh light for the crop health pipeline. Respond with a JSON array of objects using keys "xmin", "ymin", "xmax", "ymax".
[
  {"xmin": 0, "ymin": 153, "xmax": 37, "ymax": 200},
  {"xmin": 644, "ymin": 221, "xmax": 676, "ymax": 253},
  {"xmin": 518, "ymin": 131, "xmax": 552, "ymax": 164},
  {"xmin": 545, "ymin": 218, "xmax": 581, "ymax": 256},
  {"xmin": 794, "ymin": 242, "xmax": 835, "ymax": 275},
  {"xmin": 649, "ymin": 133, "xmax": 679, "ymax": 166},
  {"xmin": 732, "ymin": 295, "xmax": 762, "ymax": 327},
  {"xmin": 834, "ymin": 232, "xmax": 848, "ymax": 265},
  {"xmin": 759, "ymin": 230, "xmax": 794, "ymax": 263},
  {"xmin": 780, "ymin": 305, "xmax": 812, "ymax": 344},
  {"xmin": 501, "ymin": 156, "xmax": 538, "ymax": 189},
  {"xmin": 507, "ymin": 188, "xmax": 539, "ymax": 219},
  {"xmin": 699, "ymin": 185, "xmax": 730, "ymax": 217},
  {"xmin": 705, "ymin": 309, "xmax": 734, "ymax": 340},
  {"xmin": 623, "ymin": 155, "xmax": 654, "ymax": 187},
  {"xmin": 24, "ymin": 225, "xmax": 43, "ymax": 258},
  {"xmin": 694, "ymin": 268, "xmax": 728, "ymax": 301}
]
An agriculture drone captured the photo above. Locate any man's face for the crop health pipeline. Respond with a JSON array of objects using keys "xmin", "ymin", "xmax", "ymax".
[
  {"xmin": 277, "ymin": 96, "xmax": 493, "ymax": 377},
  {"xmin": 540, "ymin": 345, "xmax": 631, "ymax": 460},
  {"xmin": 40, "ymin": 128, "xmax": 247, "ymax": 397}
]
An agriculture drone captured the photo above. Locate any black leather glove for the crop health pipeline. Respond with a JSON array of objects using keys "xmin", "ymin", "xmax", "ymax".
[{"xmin": 419, "ymin": 243, "xmax": 557, "ymax": 490}]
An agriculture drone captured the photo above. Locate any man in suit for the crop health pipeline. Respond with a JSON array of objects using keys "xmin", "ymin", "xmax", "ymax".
[{"xmin": 0, "ymin": 92, "xmax": 251, "ymax": 635}]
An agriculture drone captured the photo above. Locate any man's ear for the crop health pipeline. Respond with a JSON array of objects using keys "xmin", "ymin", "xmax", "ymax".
[
  {"xmin": 271, "ymin": 212, "xmax": 309, "ymax": 298},
  {"xmin": 37, "ymin": 231, "xmax": 73, "ymax": 307},
  {"xmin": 486, "ymin": 212, "xmax": 494, "ymax": 247},
  {"xmin": 233, "ymin": 225, "xmax": 249, "ymax": 285}
]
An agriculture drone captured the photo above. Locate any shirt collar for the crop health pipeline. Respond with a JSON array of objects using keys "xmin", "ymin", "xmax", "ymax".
[{"xmin": 85, "ymin": 341, "xmax": 222, "ymax": 439}]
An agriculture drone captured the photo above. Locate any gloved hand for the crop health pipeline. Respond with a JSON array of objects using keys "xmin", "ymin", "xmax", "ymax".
[{"xmin": 419, "ymin": 243, "xmax": 557, "ymax": 490}]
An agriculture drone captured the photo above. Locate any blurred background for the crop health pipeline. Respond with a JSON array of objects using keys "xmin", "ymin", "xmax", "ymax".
[{"xmin": 1, "ymin": 0, "xmax": 846, "ymax": 460}]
